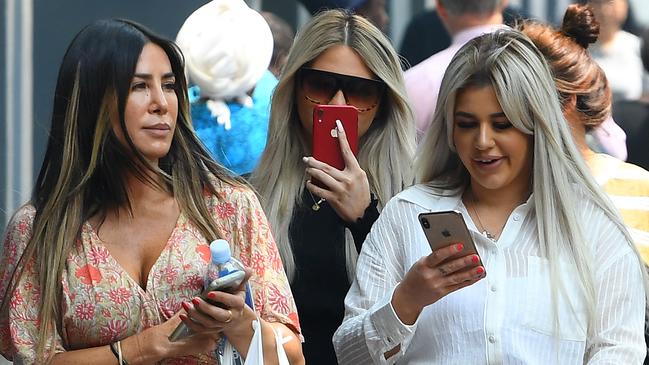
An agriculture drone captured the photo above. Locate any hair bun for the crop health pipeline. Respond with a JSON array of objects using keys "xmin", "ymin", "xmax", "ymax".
[{"xmin": 561, "ymin": 4, "xmax": 599, "ymax": 49}]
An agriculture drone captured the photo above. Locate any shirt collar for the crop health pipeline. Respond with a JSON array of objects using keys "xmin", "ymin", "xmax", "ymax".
[
  {"xmin": 397, "ymin": 184, "xmax": 535, "ymax": 213},
  {"xmin": 396, "ymin": 184, "xmax": 463, "ymax": 211}
]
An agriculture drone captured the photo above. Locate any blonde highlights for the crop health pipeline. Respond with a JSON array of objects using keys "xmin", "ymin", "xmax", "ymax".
[
  {"xmin": 416, "ymin": 29, "xmax": 648, "ymax": 339},
  {"xmin": 250, "ymin": 9, "xmax": 415, "ymax": 281}
]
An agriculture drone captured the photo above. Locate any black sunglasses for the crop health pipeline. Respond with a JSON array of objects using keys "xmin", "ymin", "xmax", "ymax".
[{"xmin": 297, "ymin": 68, "xmax": 386, "ymax": 112}]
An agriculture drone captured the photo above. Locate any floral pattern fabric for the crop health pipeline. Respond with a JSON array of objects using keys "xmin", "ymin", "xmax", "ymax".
[{"xmin": 0, "ymin": 183, "xmax": 300, "ymax": 364}]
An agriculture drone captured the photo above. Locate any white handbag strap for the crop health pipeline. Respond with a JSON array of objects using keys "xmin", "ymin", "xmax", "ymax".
[
  {"xmin": 222, "ymin": 317, "xmax": 292, "ymax": 365},
  {"xmin": 273, "ymin": 325, "xmax": 291, "ymax": 365}
]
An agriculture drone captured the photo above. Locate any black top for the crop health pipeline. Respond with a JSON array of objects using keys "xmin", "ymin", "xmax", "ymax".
[
  {"xmin": 613, "ymin": 100, "xmax": 649, "ymax": 170},
  {"xmin": 289, "ymin": 191, "xmax": 379, "ymax": 365}
]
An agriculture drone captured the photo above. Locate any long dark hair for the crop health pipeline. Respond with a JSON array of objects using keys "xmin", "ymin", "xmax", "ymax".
[{"xmin": 3, "ymin": 19, "xmax": 238, "ymax": 361}]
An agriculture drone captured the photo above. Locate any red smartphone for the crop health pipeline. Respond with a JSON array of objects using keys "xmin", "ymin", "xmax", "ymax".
[
  {"xmin": 418, "ymin": 210, "xmax": 484, "ymax": 268},
  {"xmin": 312, "ymin": 104, "xmax": 359, "ymax": 181}
]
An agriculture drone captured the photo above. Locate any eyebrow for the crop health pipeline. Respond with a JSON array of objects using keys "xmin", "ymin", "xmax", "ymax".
[
  {"xmin": 133, "ymin": 72, "xmax": 176, "ymax": 79},
  {"xmin": 454, "ymin": 111, "xmax": 508, "ymax": 118}
]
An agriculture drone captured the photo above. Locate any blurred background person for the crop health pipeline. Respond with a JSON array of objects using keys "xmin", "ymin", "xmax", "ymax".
[
  {"xmin": 298, "ymin": 0, "xmax": 389, "ymax": 32},
  {"xmin": 176, "ymin": 0, "xmax": 276, "ymax": 176},
  {"xmin": 588, "ymin": 0, "xmax": 645, "ymax": 102},
  {"xmin": 613, "ymin": 27, "xmax": 649, "ymax": 170},
  {"xmin": 404, "ymin": 0, "xmax": 508, "ymax": 141},
  {"xmin": 250, "ymin": 9, "xmax": 415, "ymax": 365},
  {"xmin": 262, "ymin": 11, "xmax": 296, "ymax": 78},
  {"xmin": 521, "ymin": 4, "xmax": 649, "ymax": 264},
  {"xmin": 399, "ymin": 4, "xmax": 527, "ymax": 69}
]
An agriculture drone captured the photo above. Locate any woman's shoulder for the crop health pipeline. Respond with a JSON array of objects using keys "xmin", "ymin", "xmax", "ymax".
[
  {"xmin": 4, "ymin": 205, "xmax": 36, "ymax": 235},
  {"xmin": 203, "ymin": 176, "xmax": 260, "ymax": 209},
  {"xmin": 390, "ymin": 183, "xmax": 462, "ymax": 211},
  {"xmin": 2, "ymin": 204, "xmax": 36, "ymax": 257}
]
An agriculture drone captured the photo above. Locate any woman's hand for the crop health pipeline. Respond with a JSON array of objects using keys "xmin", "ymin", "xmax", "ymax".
[
  {"xmin": 392, "ymin": 243, "xmax": 485, "ymax": 325},
  {"xmin": 135, "ymin": 271, "xmax": 253, "ymax": 361},
  {"xmin": 180, "ymin": 269, "xmax": 252, "ymax": 337},
  {"xmin": 304, "ymin": 120, "xmax": 371, "ymax": 223}
]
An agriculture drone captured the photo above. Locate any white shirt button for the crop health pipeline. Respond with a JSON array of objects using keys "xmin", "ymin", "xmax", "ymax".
[
  {"xmin": 488, "ymin": 335, "xmax": 496, "ymax": 343},
  {"xmin": 513, "ymin": 214, "xmax": 521, "ymax": 221},
  {"xmin": 490, "ymin": 285, "xmax": 497, "ymax": 292}
]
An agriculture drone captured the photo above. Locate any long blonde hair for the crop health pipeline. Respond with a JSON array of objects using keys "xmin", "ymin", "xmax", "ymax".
[
  {"xmin": 416, "ymin": 29, "xmax": 649, "ymax": 337},
  {"xmin": 1, "ymin": 19, "xmax": 240, "ymax": 361},
  {"xmin": 250, "ymin": 9, "xmax": 415, "ymax": 281}
]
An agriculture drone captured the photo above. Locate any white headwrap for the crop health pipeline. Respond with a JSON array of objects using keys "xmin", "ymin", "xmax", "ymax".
[{"xmin": 176, "ymin": 0, "xmax": 273, "ymax": 129}]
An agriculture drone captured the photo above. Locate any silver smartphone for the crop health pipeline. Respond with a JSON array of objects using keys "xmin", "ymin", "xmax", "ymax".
[
  {"xmin": 418, "ymin": 210, "xmax": 483, "ymax": 267},
  {"xmin": 168, "ymin": 270, "xmax": 246, "ymax": 342}
]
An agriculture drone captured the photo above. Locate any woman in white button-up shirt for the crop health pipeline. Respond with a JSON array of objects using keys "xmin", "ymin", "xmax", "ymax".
[{"xmin": 333, "ymin": 29, "xmax": 649, "ymax": 364}]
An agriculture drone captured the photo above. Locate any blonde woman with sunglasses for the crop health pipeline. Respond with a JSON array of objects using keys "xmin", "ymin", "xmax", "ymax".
[{"xmin": 250, "ymin": 9, "xmax": 415, "ymax": 365}]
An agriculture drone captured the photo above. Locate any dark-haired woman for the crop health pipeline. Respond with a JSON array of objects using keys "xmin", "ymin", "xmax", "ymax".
[{"xmin": 0, "ymin": 19, "xmax": 302, "ymax": 364}]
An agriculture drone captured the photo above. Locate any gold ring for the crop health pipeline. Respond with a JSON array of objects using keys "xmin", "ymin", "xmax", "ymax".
[{"xmin": 224, "ymin": 309, "xmax": 233, "ymax": 323}]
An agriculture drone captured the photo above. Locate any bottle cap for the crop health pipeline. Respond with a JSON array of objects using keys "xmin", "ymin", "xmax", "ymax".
[{"xmin": 210, "ymin": 239, "xmax": 232, "ymax": 264}]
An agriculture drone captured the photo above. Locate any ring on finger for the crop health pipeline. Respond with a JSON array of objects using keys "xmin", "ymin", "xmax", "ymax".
[{"xmin": 224, "ymin": 309, "xmax": 233, "ymax": 323}]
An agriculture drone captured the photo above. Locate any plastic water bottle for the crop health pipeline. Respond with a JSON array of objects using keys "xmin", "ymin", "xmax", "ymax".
[{"xmin": 208, "ymin": 239, "xmax": 253, "ymax": 309}]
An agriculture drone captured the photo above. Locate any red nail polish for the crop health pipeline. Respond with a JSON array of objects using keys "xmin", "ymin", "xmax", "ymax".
[
  {"xmin": 456, "ymin": 243, "xmax": 464, "ymax": 252},
  {"xmin": 472, "ymin": 255, "xmax": 479, "ymax": 264},
  {"xmin": 192, "ymin": 298, "xmax": 200, "ymax": 306},
  {"xmin": 179, "ymin": 314, "xmax": 187, "ymax": 321},
  {"xmin": 181, "ymin": 302, "xmax": 190, "ymax": 311},
  {"xmin": 476, "ymin": 267, "xmax": 484, "ymax": 275},
  {"xmin": 207, "ymin": 292, "xmax": 217, "ymax": 300}
]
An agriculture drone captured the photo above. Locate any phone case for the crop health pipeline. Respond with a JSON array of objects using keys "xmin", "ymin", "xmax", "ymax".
[
  {"xmin": 204, "ymin": 270, "xmax": 246, "ymax": 307},
  {"xmin": 418, "ymin": 210, "xmax": 483, "ymax": 266},
  {"xmin": 312, "ymin": 104, "xmax": 359, "ymax": 172}
]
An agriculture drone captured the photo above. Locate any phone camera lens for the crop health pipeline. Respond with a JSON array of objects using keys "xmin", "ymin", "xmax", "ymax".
[{"xmin": 421, "ymin": 218, "xmax": 430, "ymax": 229}]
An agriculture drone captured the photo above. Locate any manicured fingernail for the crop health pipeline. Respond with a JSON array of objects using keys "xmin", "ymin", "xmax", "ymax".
[
  {"xmin": 302, "ymin": 156, "xmax": 309, "ymax": 163},
  {"xmin": 456, "ymin": 243, "xmax": 464, "ymax": 252},
  {"xmin": 472, "ymin": 255, "xmax": 479, "ymax": 264},
  {"xmin": 192, "ymin": 298, "xmax": 200, "ymax": 306},
  {"xmin": 182, "ymin": 302, "xmax": 191, "ymax": 311},
  {"xmin": 179, "ymin": 314, "xmax": 188, "ymax": 321},
  {"xmin": 336, "ymin": 119, "xmax": 344, "ymax": 132},
  {"xmin": 476, "ymin": 267, "xmax": 484, "ymax": 275},
  {"xmin": 207, "ymin": 292, "xmax": 217, "ymax": 300}
]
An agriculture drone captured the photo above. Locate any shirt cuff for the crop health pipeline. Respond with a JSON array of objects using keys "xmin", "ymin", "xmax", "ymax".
[{"xmin": 369, "ymin": 285, "xmax": 419, "ymax": 358}]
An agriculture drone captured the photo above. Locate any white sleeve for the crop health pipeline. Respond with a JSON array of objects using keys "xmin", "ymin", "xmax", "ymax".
[
  {"xmin": 585, "ymin": 209, "xmax": 647, "ymax": 363},
  {"xmin": 333, "ymin": 198, "xmax": 422, "ymax": 364}
]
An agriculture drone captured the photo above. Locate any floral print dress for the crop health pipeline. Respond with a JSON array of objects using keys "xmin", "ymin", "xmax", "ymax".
[{"xmin": 0, "ymin": 184, "xmax": 300, "ymax": 364}]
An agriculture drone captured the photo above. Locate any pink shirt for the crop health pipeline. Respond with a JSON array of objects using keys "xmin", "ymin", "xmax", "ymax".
[
  {"xmin": 404, "ymin": 25, "xmax": 628, "ymax": 159},
  {"xmin": 405, "ymin": 24, "xmax": 507, "ymax": 141},
  {"xmin": 0, "ymin": 182, "xmax": 300, "ymax": 364}
]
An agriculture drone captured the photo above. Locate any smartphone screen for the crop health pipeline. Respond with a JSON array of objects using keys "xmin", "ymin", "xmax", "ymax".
[
  {"xmin": 418, "ymin": 210, "xmax": 483, "ymax": 266},
  {"xmin": 312, "ymin": 104, "xmax": 359, "ymax": 172}
]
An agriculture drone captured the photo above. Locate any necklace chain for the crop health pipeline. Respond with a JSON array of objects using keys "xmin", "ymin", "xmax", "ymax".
[{"xmin": 469, "ymin": 192, "xmax": 500, "ymax": 241}]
